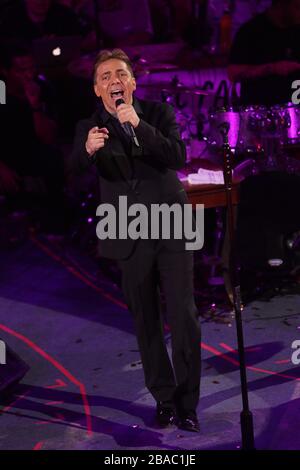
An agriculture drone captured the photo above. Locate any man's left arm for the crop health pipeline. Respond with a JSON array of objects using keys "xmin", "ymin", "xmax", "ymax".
[
  {"xmin": 117, "ymin": 102, "xmax": 186, "ymax": 170},
  {"xmin": 136, "ymin": 104, "xmax": 186, "ymax": 170}
]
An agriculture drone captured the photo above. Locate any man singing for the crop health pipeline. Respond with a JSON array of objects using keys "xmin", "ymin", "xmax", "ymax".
[{"xmin": 71, "ymin": 49, "xmax": 201, "ymax": 432}]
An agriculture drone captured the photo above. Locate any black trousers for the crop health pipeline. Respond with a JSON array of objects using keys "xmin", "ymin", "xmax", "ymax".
[{"xmin": 118, "ymin": 240, "xmax": 201, "ymax": 413}]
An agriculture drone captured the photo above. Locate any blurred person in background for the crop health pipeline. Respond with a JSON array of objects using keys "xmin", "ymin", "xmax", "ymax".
[
  {"xmin": 95, "ymin": 0, "xmax": 153, "ymax": 47},
  {"xmin": 0, "ymin": 42, "xmax": 65, "ymax": 235},
  {"xmin": 228, "ymin": 0, "xmax": 300, "ymax": 106},
  {"xmin": 0, "ymin": 0, "xmax": 95, "ymax": 52}
]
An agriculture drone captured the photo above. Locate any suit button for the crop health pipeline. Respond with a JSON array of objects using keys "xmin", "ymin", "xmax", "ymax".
[{"xmin": 134, "ymin": 191, "xmax": 140, "ymax": 196}]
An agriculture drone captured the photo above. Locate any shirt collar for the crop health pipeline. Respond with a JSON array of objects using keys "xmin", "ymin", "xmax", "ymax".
[{"xmin": 98, "ymin": 96, "xmax": 143, "ymax": 124}]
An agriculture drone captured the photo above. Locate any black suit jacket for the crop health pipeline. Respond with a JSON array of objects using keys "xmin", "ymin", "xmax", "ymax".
[{"xmin": 70, "ymin": 97, "xmax": 191, "ymax": 259}]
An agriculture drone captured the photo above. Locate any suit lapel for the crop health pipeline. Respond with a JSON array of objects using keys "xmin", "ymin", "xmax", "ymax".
[
  {"xmin": 94, "ymin": 102, "xmax": 144, "ymax": 191},
  {"xmin": 109, "ymin": 122, "xmax": 134, "ymax": 182},
  {"xmin": 106, "ymin": 121, "xmax": 143, "ymax": 191}
]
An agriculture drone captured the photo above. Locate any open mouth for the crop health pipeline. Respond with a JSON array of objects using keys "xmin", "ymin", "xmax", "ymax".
[{"xmin": 110, "ymin": 90, "xmax": 124, "ymax": 100}]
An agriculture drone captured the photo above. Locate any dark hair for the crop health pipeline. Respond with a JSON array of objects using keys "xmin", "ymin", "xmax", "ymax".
[{"xmin": 93, "ymin": 48, "xmax": 134, "ymax": 83}]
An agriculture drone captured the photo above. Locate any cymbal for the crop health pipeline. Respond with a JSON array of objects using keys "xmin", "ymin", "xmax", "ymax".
[
  {"xmin": 137, "ymin": 82, "xmax": 212, "ymax": 95},
  {"xmin": 174, "ymin": 85, "xmax": 212, "ymax": 95}
]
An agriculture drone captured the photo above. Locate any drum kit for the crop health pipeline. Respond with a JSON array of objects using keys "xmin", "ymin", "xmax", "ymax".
[
  {"xmin": 156, "ymin": 89, "xmax": 300, "ymax": 173},
  {"xmin": 68, "ymin": 50, "xmax": 300, "ymax": 174},
  {"xmin": 207, "ymin": 103, "xmax": 300, "ymax": 168},
  {"xmin": 136, "ymin": 79, "xmax": 300, "ymax": 175}
]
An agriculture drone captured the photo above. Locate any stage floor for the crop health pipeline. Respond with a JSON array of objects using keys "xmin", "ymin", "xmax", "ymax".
[{"xmin": 0, "ymin": 236, "xmax": 300, "ymax": 451}]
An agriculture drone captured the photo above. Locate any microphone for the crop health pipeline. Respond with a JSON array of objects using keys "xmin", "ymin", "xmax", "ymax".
[{"xmin": 115, "ymin": 98, "xmax": 140, "ymax": 147}]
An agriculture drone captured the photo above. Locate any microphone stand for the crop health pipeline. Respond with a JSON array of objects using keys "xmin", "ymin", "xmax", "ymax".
[{"xmin": 220, "ymin": 123, "xmax": 255, "ymax": 450}]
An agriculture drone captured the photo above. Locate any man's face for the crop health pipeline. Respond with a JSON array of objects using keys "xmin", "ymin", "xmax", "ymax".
[
  {"xmin": 25, "ymin": 0, "xmax": 52, "ymax": 18},
  {"xmin": 94, "ymin": 58, "xmax": 136, "ymax": 114},
  {"xmin": 286, "ymin": 0, "xmax": 300, "ymax": 26}
]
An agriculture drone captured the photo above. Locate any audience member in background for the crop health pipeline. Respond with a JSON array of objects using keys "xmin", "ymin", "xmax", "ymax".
[
  {"xmin": 148, "ymin": 0, "xmax": 177, "ymax": 43},
  {"xmin": 0, "ymin": 161, "xmax": 20, "ymax": 195},
  {"xmin": 53, "ymin": 0, "xmax": 98, "ymax": 51},
  {"xmin": 96, "ymin": 0, "xmax": 153, "ymax": 47},
  {"xmin": 0, "ymin": 0, "xmax": 94, "ymax": 51},
  {"xmin": 228, "ymin": 0, "xmax": 300, "ymax": 106},
  {"xmin": 0, "ymin": 43, "xmax": 65, "ymax": 235},
  {"xmin": 2, "ymin": 43, "xmax": 59, "ymax": 145},
  {"xmin": 0, "ymin": 1, "xmax": 99, "ymax": 141}
]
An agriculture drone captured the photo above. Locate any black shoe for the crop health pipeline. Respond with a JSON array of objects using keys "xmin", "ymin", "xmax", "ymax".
[
  {"xmin": 178, "ymin": 411, "xmax": 200, "ymax": 433},
  {"xmin": 156, "ymin": 401, "xmax": 176, "ymax": 428}
]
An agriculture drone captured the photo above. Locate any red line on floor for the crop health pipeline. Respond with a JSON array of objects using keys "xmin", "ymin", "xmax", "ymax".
[
  {"xmin": 46, "ymin": 379, "xmax": 67, "ymax": 389},
  {"xmin": 0, "ymin": 392, "xmax": 29, "ymax": 415},
  {"xmin": 201, "ymin": 342, "xmax": 240, "ymax": 366},
  {"xmin": 0, "ymin": 323, "xmax": 92, "ymax": 436},
  {"xmin": 247, "ymin": 364, "xmax": 300, "ymax": 380},
  {"xmin": 26, "ymin": 238, "xmax": 300, "ymax": 409},
  {"xmin": 202, "ymin": 342, "xmax": 300, "ymax": 381},
  {"xmin": 220, "ymin": 343, "xmax": 293, "ymax": 368},
  {"xmin": 30, "ymin": 234, "xmax": 127, "ymax": 310},
  {"xmin": 33, "ymin": 441, "xmax": 44, "ymax": 451},
  {"xmin": 219, "ymin": 342, "xmax": 238, "ymax": 354},
  {"xmin": 35, "ymin": 413, "xmax": 66, "ymax": 426},
  {"xmin": 220, "ymin": 343, "xmax": 263, "ymax": 355}
]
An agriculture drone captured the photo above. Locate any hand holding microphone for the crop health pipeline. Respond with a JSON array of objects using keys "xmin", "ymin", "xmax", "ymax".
[{"xmin": 115, "ymin": 98, "xmax": 140, "ymax": 147}]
